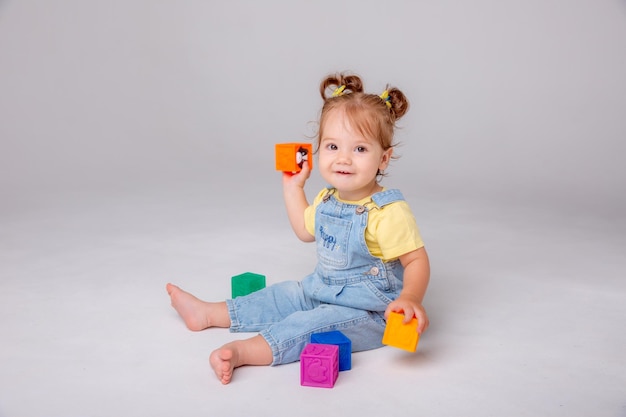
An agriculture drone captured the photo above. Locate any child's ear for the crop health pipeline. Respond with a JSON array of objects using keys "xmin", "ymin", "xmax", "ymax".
[{"xmin": 380, "ymin": 148, "xmax": 393, "ymax": 169}]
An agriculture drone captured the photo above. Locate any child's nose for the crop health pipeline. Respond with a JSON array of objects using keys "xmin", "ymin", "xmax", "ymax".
[{"xmin": 337, "ymin": 149, "xmax": 352, "ymax": 164}]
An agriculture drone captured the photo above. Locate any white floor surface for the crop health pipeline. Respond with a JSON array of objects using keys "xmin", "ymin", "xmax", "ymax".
[{"xmin": 1, "ymin": 186, "xmax": 624, "ymax": 417}]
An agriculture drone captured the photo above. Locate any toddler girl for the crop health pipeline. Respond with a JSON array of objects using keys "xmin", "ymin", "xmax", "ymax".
[{"xmin": 166, "ymin": 72, "xmax": 430, "ymax": 384}]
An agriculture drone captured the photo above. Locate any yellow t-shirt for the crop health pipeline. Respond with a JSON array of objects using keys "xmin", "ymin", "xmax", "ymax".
[{"xmin": 304, "ymin": 188, "xmax": 424, "ymax": 262}]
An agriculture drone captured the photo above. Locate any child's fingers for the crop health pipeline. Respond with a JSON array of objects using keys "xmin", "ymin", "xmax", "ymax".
[
  {"xmin": 385, "ymin": 300, "xmax": 429, "ymax": 334},
  {"xmin": 384, "ymin": 302, "xmax": 405, "ymax": 319},
  {"xmin": 400, "ymin": 306, "xmax": 428, "ymax": 333},
  {"xmin": 402, "ymin": 309, "xmax": 415, "ymax": 324},
  {"xmin": 299, "ymin": 160, "xmax": 311, "ymax": 178},
  {"xmin": 414, "ymin": 310, "xmax": 429, "ymax": 334}
]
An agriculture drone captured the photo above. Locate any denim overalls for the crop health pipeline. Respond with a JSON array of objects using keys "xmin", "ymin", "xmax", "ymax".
[{"xmin": 226, "ymin": 188, "xmax": 406, "ymax": 365}]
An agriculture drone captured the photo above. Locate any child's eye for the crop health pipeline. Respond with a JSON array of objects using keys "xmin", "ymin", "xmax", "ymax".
[
  {"xmin": 327, "ymin": 144, "xmax": 338, "ymax": 151},
  {"xmin": 356, "ymin": 146, "xmax": 367, "ymax": 153}
]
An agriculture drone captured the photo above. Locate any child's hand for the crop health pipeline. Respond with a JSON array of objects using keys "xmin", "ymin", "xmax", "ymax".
[
  {"xmin": 385, "ymin": 295, "xmax": 429, "ymax": 334},
  {"xmin": 282, "ymin": 160, "xmax": 311, "ymax": 189}
]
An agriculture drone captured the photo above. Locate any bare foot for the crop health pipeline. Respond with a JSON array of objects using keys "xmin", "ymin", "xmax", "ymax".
[
  {"xmin": 166, "ymin": 283, "xmax": 216, "ymax": 331},
  {"xmin": 208, "ymin": 336, "xmax": 273, "ymax": 384},
  {"xmin": 210, "ymin": 345, "xmax": 238, "ymax": 385}
]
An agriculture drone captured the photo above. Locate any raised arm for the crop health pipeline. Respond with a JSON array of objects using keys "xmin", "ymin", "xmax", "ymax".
[{"xmin": 282, "ymin": 162, "xmax": 315, "ymax": 242}]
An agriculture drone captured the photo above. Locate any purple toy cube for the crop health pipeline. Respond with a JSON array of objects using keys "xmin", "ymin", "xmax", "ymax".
[
  {"xmin": 310, "ymin": 330, "xmax": 352, "ymax": 371},
  {"xmin": 300, "ymin": 343, "xmax": 339, "ymax": 388}
]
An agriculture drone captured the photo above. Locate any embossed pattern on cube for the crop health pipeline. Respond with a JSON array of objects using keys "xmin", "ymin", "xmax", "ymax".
[{"xmin": 300, "ymin": 343, "xmax": 339, "ymax": 388}]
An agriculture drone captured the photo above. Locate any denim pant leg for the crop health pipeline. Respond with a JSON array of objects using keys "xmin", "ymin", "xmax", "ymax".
[
  {"xmin": 226, "ymin": 281, "xmax": 320, "ymax": 332},
  {"xmin": 260, "ymin": 304, "xmax": 387, "ymax": 365}
]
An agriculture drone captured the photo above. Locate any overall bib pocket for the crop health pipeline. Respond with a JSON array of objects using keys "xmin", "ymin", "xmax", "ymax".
[{"xmin": 316, "ymin": 213, "xmax": 352, "ymax": 268}]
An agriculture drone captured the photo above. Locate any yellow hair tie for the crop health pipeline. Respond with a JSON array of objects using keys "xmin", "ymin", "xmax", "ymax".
[
  {"xmin": 380, "ymin": 90, "xmax": 392, "ymax": 108},
  {"xmin": 332, "ymin": 85, "xmax": 346, "ymax": 97}
]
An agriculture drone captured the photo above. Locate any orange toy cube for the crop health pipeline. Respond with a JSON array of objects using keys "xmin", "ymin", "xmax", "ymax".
[
  {"xmin": 382, "ymin": 311, "xmax": 420, "ymax": 352},
  {"xmin": 275, "ymin": 143, "xmax": 313, "ymax": 172}
]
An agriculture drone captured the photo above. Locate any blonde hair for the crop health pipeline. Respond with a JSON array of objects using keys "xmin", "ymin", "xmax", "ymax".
[{"xmin": 317, "ymin": 72, "xmax": 409, "ymax": 157}]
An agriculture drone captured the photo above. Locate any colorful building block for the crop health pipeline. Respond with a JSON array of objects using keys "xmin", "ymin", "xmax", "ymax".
[
  {"xmin": 231, "ymin": 272, "xmax": 266, "ymax": 298},
  {"xmin": 275, "ymin": 143, "xmax": 313, "ymax": 172},
  {"xmin": 300, "ymin": 343, "xmax": 339, "ymax": 388},
  {"xmin": 382, "ymin": 311, "xmax": 420, "ymax": 352},
  {"xmin": 310, "ymin": 330, "xmax": 352, "ymax": 371}
]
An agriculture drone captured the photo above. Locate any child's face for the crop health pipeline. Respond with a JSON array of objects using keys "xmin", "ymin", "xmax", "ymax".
[{"xmin": 318, "ymin": 109, "xmax": 392, "ymax": 201}]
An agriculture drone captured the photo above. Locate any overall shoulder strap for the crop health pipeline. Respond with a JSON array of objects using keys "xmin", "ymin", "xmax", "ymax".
[{"xmin": 370, "ymin": 189, "xmax": 405, "ymax": 208}]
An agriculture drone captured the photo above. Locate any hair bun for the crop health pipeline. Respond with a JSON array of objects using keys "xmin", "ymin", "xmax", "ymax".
[
  {"xmin": 386, "ymin": 87, "xmax": 409, "ymax": 120},
  {"xmin": 319, "ymin": 73, "xmax": 364, "ymax": 100}
]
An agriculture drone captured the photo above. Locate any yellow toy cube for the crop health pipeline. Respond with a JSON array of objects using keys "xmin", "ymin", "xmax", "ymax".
[
  {"xmin": 382, "ymin": 311, "xmax": 420, "ymax": 352},
  {"xmin": 275, "ymin": 143, "xmax": 313, "ymax": 172}
]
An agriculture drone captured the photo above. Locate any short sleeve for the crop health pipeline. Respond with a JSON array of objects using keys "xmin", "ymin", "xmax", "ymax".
[{"xmin": 369, "ymin": 201, "xmax": 424, "ymax": 261}]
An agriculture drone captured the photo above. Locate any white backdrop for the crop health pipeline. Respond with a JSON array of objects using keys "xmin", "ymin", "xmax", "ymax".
[{"xmin": 1, "ymin": 0, "xmax": 625, "ymax": 218}]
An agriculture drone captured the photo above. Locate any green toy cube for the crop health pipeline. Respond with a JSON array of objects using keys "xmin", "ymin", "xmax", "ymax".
[{"xmin": 231, "ymin": 272, "xmax": 266, "ymax": 298}]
